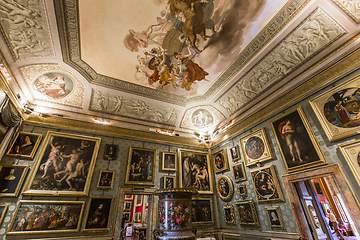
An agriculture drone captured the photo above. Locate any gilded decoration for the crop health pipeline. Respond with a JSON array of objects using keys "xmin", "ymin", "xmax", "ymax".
[
  {"xmin": 180, "ymin": 105, "xmax": 224, "ymax": 130},
  {"xmin": 331, "ymin": 0, "xmax": 360, "ymax": 23}
]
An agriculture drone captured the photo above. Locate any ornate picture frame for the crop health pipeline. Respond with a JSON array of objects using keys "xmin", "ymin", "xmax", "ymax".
[
  {"xmin": 96, "ymin": 170, "xmax": 115, "ymax": 190},
  {"xmin": 271, "ymin": 106, "xmax": 327, "ymax": 173},
  {"xmin": 0, "ymin": 165, "xmax": 29, "ymax": 197},
  {"xmin": 6, "ymin": 131, "xmax": 42, "ymax": 159},
  {"xmin": 229, "ymin": 145, "xmax": 241, "ymax": 161},
  {"xmin": 250, "ymin": 164, "xmax": 284, "ymax": 203},
  {"xmin": 232, "ymin": 162, "xmax": 247, "ymax": 182},
  {"xmin": 265, "ymin": 206, "xmax": 285, "ymax": 230},
  {"xmin": 125, "ymin": 195, "xmax": 134, "ymax": 200},
  {"xmin": 237, "ymin": 184, "xmax": 247, "ymax": 197},
  {"xmin": 191, "ymin": 198, "xmax": 214, "ymax": 226},
  {"xmin": 135, "ymin": 195, "xmax": 143, "ymax": 207},
  {"xmin": 213, "ymin": 148, "xmax": 229, "ymax": 173},
  {"xmin": 235, "ymin": 199, "xmax": 260, "ymax": 227},
  {"xmin": 0, "ymin": 205, "xmax": 8, "ymax": 226},
  {"xmin": 223, "ymin": 205, "xmax": 236, "ymax": 225},
  {"xmin": 23, "ymin": 131, "xmax": 101, "ymax": 197},
  {"xmin": 123, "ymin": 212, "xmax": 131, "ymax": 223},
  {"xmin": 124, "ymin": 201, "xmax": 132, "ymax": 211},
  {"xmin": 339, "ymin": 139, "xmax": 360, "ymax": 187},
  {"xmin": 103, "ymin": 144, "xmax": 118, "ymax": 160},
  {"xmin": 163, "ymin": 175, "xmax": 175, "ymax": 189},
  {"xmin": 125, "ymin": 146, "xmax": 157, "ymax": 185},
  {"xmin": 239, "ymin": 128, "xmax": 273, "ymax": 167},
  {"xmin": 161, "ymin": 152, "xmax": 177, "ymax": 171},
  {"xmin": 216, "ymin": 175, "xmax": 234, "ymax": 202}
]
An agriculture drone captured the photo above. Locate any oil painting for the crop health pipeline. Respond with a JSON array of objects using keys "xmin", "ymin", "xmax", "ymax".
[
  {"xmin": 125, "ymin": 147, "xmax": 156, "ymax": 185},
  {"xmin": 229, "ymin": 145, "xmax": 240, "ymax": 162},
  {"xmin": 124, "ymin": 202, "xmax": 132, "ymax": 211},
  {"xmin": 96, "ymin": 170, "xmax": 115, "ymax": 190},
  {"xmin": 235, "ymin": 200, "xmax": 259, "ymax": 227},
  {"xmin": 237, "ymin": 184, "xmax": 247, "ymax": 197},
  {"xmin": 216, "ymin": 175, "xmax": 233, "ymax": 202},
  {"xmin": 265, "ymin": 206, "xmax": 285, "ymax": 229},
  {"xmin": 339, "ymin": 139, "xmax": 360, "ymax": 188},
  {"xmin": 34, "ymin": 72, "xmax": 73, "ymax": 99},
  {"xmin": 0, "ymin": 165, "xmax": 29, "ymax": 197},
  {"xmin": 223, "ymin": 205, "xmax": 236, "ymax": 226},
  {"xmin": 161, "ymin": 152, "xmax": 177, "ymax": 171},
  {"xmin": 232, "ymin": 162, "xmax": 246, "ymax": 183},
  {"xmin": 6, "ymin": 132, "xmax": 42, "ymax": 159},
  {"xmin": 103, "ymin": 144, "xmax": 118, "ymax": 160},
  {"xmin": 0, "ymin": 205, "xmax": 7, "ymax": 226},
  {"xmin": 191, "ymin": 198, "xmax": 213, "ymax": 225},
  {"xmin": 163, "ymin": 175, "xmax": 175, "ymax": 189},
  {"xmin": 213, "ymin": 148, "xmax": 229, "ymax": 173}
]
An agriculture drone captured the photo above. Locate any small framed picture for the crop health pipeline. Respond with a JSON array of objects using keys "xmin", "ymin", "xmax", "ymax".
[
  {"xmin": 123, "ymin": 212, "xmax": 131, "ymax": 223},
  {"xmin": 125, "ymin": 195, "xmax": 134, "ymax": 200},
  {"xmin": 232, "ymin": 162, "xmax": 247, "ymax": 182},
  {"xmin": 191, "ymin": 198, "xmax": 214, "ymax": 225},
  {"xmin": 229, "ymin": 145, "xmax": 241, "ymax": 161},
  {"xmin": 103, "ymin": 144, "xmax": 118, "ymax": 160},
  {"xmin": 162, "ymin": 152, "xmax": 177, "ymax": 171},
  {"xmin": 223, "ymin": 205, "xmax": 236, "ymax": 225},
  {"xmin": 137, "ymin": 212, "xmax": 142, "ymax": 222},
  {"xmin": 96, "ymin": 170, "xmax": 115, "ymax": 190},
  {"xmin": 265, "ymin": 206, "xmax": 285, "ymax": 230},
  {"xmin": 0, "ymin": 205, "xmax": 8, "ymax": 226},
  {"xmin": 6, "ymin": 132, "xmax": 42, "ymax": 159},
  {"xmin": 82, "ymin": 195, "xmax": 114, "ymax": 232},
  {"xmin": 0, "ymin": 165, "xmax": 29, "ymax": 197},
  {"xmin": 135, "ymin": 195, "xmax": 143, "ymax": 206},
  {"xmin": 312, "ymin": 181, "xmax": 323, "ymax": 196},
  {"xmin": 124, "ymin": 201, "xmax": 132, "ymax": 211},
  {"xmin": 235, "ymin": 199, "xmax": 259, "ymax": 227},
  {"xmin": 237, "ymin": 184, "xmax": 247, "ymax": 197},
  {"xmin": 216, "ymin": 175, "xmax": 234, "ymax": 202},
  {"xmin": 164, "ymin": 175, "xmax": 175, "ymax": 189},
  {"xmin": 213, "ymin": 148, "xmax": 229, "ymax": 173}
]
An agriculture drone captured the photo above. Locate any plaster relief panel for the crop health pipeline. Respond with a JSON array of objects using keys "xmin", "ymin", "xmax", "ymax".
[
  {"xmin": 89, "ymin": 89, "xmax": 178, "ymax": 126},
  {"xmin": 331, "ymin": 0, "xmax": 360, "ymax": 23},
  {"xmin": 181, "ymin": 106, "xmax": 224, "ymax": 130}
]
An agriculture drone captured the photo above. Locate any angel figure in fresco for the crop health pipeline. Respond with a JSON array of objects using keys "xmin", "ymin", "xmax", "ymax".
[
  {"xmin": 123, "ymin": 27, "xmax": 162, "ymax": 52},
  {"xmin": 35, "ymin": 75, "xmax": 66, "ymax": 99},
  {"xmin": 147, "ymin": 49, "xmax": 176, "ymax": 90}
]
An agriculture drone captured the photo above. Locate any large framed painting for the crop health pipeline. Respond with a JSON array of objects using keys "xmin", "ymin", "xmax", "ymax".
[
  {"xmin": 270, "ymin": 106, "xmax": 327, "ymax": 173},
  {"xmin": 216, "ymin": 175, "xmax": 234, "ymax": 202},
  {"xmin": 0, "ymin": 165, "xmax": 29, "ymax": 197},
  {"xmin": 7, "ymin": 200, "xmax": 85, "ymax": 235},
  {"xmin": 232, "ymin": 162, "xmax": 247, "ymax": 182},
  {"xmin": 235, "ymin": 200, "xmax": 259, "ymax": 227},
  {"xmin": 0, "ymin": 205, "xmax": 8, "ymax": 226},
  {"xmin": 103, "ymin": 144, "xmax": 118, "ymax": 160},
  {"xmin": 223, "ymin": 205, "xmax": 236, "ymax": 225},
  {"xmin": 265, "ymin": 206, "xmax": 285, "ymax": 230},
  {"xmin": 82, "ymin": 195, "xmax": 114, "ymax": 233},
  {"xmin": 191, "ymin": 198, "xmax": 214, "ymax": 225},
  {"xmin": 229, "ymin": 145, "xmax": 241, "ymax": 162},
  {"xmin": 161, "ymin": 152, "xmax": 177, "ymax": 171},
  {"xmin": 339, "ymin": 139, "xmax": 360, "ymax": 187},
  {"xmin": 163, "ymin": 175, "xmax": 175, "ymax": 189},
  {"xmin": 239, "ymin": 128, "xmax": 273, "ymax": 167},
  {"xmin": 23, "ymin": 131, "xmax": 101, "ymax": 196},
  {"xmin": 213, "ymin": 148, "xmax": 229, "ymax": 173},
  {"xmin": 179, "ymin": 149, "xmax": 213, "ymax": 194},
  {"xmin": 125, "ymin": 146, "xmax": 156, "ymax": 185},
  {"xmin": 6, "ymin": 132, "xmax": 42, "ymax": 159},
  {"xmin": 96, "ymin": 170, "xmax": 115, "ymax": 190},
  {"xmin": 250, "ymin": 164, "xmax": 284, "ymax": 203},
  {"xmin": 309, "ymin": 76, "xmax": 360, "ymax": 142}
]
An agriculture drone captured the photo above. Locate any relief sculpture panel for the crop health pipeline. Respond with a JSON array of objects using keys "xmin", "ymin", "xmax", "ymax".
[{"xmin": 331, "ymin": 0, "xmax": 360, "ymax": 23}]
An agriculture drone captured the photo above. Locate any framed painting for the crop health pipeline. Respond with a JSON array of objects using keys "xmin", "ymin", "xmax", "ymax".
[
  {"xmin": 7, "ymin": 200, "xmax": 85, "ymax": 235},
  {"xmin": 124, "ymin": 201, "xmax": 132, "ymax": 211},
  {"xmin": 339, "ymin": 139, "xmax": 360, "ymax": 187},
  {"xmin": 191, "ymin": 198, "xmax": 214, "ymax": 225},
  {"xmin": 265, "ymin": 206, "xmax": 285, "ymax": 230},
  {"xmin": 135, "ymin": 195, "xmax": 143, "ymax": 207},
  {"xmin": 179, "ymin": 149, "xmax": 213, "ymax": 194},
  {"xmin": 271, "ymin": 106, "xmax": 327, "ymax": 173},
  {"xmin": 103, "ymin": 144, "xmax": 118, "ymax": 160},
  {"xmin": 96, "ymin": 170, "xmax": 115, "ymax": 190},
  {"xmin": 229, "ymin": 145, "xmax": 241, "ymax": 162},
  {"xmin": 223, "ymin": 205, "xmax": 236, "ymax": 225},
  {"xmin": 123, "ymin": 212, "xmax": 131, "ymax": 223},
  {"xmin": 239, "ymin": 128, "xmax": 273, "ymax": 167},
  {"xmin": 235, "ymin": 200, "xmax": 260, "ymax": 227},
  {"xmin": 6, "ymin": 132, "xmax": 42, "ymax": 159},
  {"xmin": 125, "ymin": 195, "xmax": 134, "ymax": 200},
  {"xmin": 164, "ymin": 175, "xmax": 175, "ymax": 189},
  {"xmin": 312, "ymin": 181, "xmax": 323, "ymax": 196},
  {"xmin": 23, "ymin": 131, "xmax": 101, "ymax": 196},
  {"xmin": 162, "ymin": 152, "xmax": 177, "ymax": 171},
  {"xmin": 250, "ymin": 164, "xmax": 284, "ymax": 203},
  {"xmin": 0, "ymin": 205, "xmax": 8, "ymax": 226},
  {"xmin": 237, "ymin": 184, "xmax": 247, "ymax": 197},
  {"xmin": 137, "ymin": 212, "xmax": 142, "ymax": 222},
  {"xmin": 0, "ymin": 165, "xmax": 29, "ymax": 197},
  {"xmin": 216, "ymin": 175, "xmax": 234, "ymax": 202},
  {"xmin": 125, "ymin": 146, "xmax": 156, "ymax": 185},
  {"xmin": 232, "ymin": 162, "xmax": 247, "ymax": 182},
  {"xmin": 213, "ymin": 148, "xmax": 229, "ymax": 173},
  {"xmin": 82, "ymin": 195, "xmax": 114, "ymax": 233}
]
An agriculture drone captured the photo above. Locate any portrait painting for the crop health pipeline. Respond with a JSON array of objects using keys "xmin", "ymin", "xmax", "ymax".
[
  {"xmin": 312, "ymin": 182, "xmax": 323, "ymax": 196},
  {"xmin": 125, "ymin": 147, "xmax": 156, "ymax": 185},
  {"xmin": 232, "ymin": 162, "xmax": 247, "ymax": 182},
  {"xmin": 34, "ymin": 72, "xmax": 73, "ymax": 99},
  {"xmin": 0, "ymin": 165, "xmax": 29, "ymax": 197},
  {"xmin": 162, "ymin": 152, "xmax": 177, "ymax": 171},
  {"xmin": 339, "ymin": 139, "xmax": 360, "ymax": 188},
  {"xmin": 103, "ymin": 144, "xmax": 118, "ymax": 160},
  {"xmin": 216, "ymin": 175, "xmax": 234, "ymax": 202},
  {"xmin": 237, "ymin": 184, "xmax": 247, "ymax": 197},
  {"xmin": 82, "ymin": 195, "xmax": 114, "ymax": 232},
  {"xmin": 229, "ymin": 145, "xmax": 241, "ymax": 161},
  {"xmin": 266, "ymin": 206, "xmax": 285, "ymax": 229},
  {"xmin": 7, "ymin": 200, "xmax": 85, "ymax": 235},
  {"xmin": 123, "ymin": 212, "xmax": 131, "ymax": 223},
  {"xmin": 179, "ymin": 149, "xmax": 213, "ymax": 194},
  {"xmin": 240, "ymin": 128, "xmax": 273, "ymax": 167},
  {"xmin": 163, "ymin": 175, "xmax": 175, "ymax": 189},
  {"xmin": 96, "ymin": 170, "xmax": 115, "ymax": 190},
  {"xmin": 213, "ymin": 149, "xmax": 229, "ymax": 173},
  {"xmin": 23, "ymin": 131, "xmax": 101, "ymax": 196},
  {"xmin": 235, "ymin": 200, "xmax": 259, "ymax": 227},
  {"xmin": 250, "ymin": 164, "xmax": 284, "ymax": 204},
  {"xmin": 124, "ymin": 202, "xmax": 132, "ymax": 211},
  {"xmin": 271, "ymin": 106, "xmax": 327, "ymax": 172},
  {"xmin": 191, "ymin": 198, "xmax": 213, "ymax": 225},
  {"xmin": 0, "ymin": 205, "xmax": 8, "ymax": 226},
  {"xmin": 6, "ymin": 132, "xmax": 42, "ymax": 159},
  {"xmin": 223, "ymin": 205, "xmax": 236, "ymax": 225}
]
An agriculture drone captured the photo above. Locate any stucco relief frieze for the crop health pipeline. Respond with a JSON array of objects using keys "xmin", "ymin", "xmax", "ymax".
[
  {"xmin": 89, "ymin": 89, "xmax": 178, "ymax": 126},
  {"xmin": 331, "ymin": 0, "xmax": 360, "ymax": 23},
  {"xmin": 217, "ymin": 8, "xmax": 346, "ymax": 115},
  {"xmin": 180, "ymin": 106, "xmax": 225, "ymax": 130}
]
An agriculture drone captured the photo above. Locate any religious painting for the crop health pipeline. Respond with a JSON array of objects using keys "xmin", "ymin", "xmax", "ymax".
[
  {"xmin": 235, "ymin": 200, "xmax": 260, "ymax": 227},
  {"xmin": 250, "ymin": 165, "xmax": 284, "ymax": 204},
  {"xmin": 0, "ymin": 165, "xmax": 29, "ymax": 197},
  {"xmin": 123, "ymin": 212, "xmax": 131, "ymax": 223},
  {"xmin": 125, "ymin": 195, "xmax": 134, "ymax": 200},
  {"xmin": 191, "ymin": 109, "xmax": 214, "ymax": 128},
  {"xmin": 191, "ymin": 198, "xmax": 213, "ymax": 226},
  {"xmin": 7, "ymin": 200, "xmax": 85, "ymax": 235},
  {"xmin": 232, "ymin": 162, "xmax": 247, "ymax": 183},
  {"xmin": 163, "ymin": 175, "xmax": 175, "ymax": 189},
  {"xmin": 266, "ymin": 206, "xmax": 285, "ymax": 230},
  {"xmin": 239, "ymin": 128, "xmax": 273, "ymax": 167},
  {"xmin": 229, "ymin": 145, "xmax": 241, "ymax": 162},
  {"xmin": 23, "ymin": 131, "xmax": 101, "ymax": 196},
  {"xmin": 223, "ymin": 205, "xmax": 236, "ymax": 225},
  {"xmin": 161, "ymin": 152, "xmax": 177, "ymax": 171},
  {"xmin": 237, "ymin": 184, "xmax": 247, "ymax": 197},
  {"xmin": 179, "ymin": 149, "xmax": 213, "ymax": 194},
  {"xmin": 82, "ymin": 195, "xmax": 114, "ymax": 233},
  {"xmin": 125, "ymin": 147, "xmax": 156, "ymax": 185},
  {"xmin": 124, "ymin": 202, "xmax": 132, "ymax": 211},
  {"xmin": 6, "ymin": 132, "xmax": 42, "ymax": 159},
  {"xmin": 103, "ymin": 144, "xmax": 118, "ymax": 160},
  {"xmin": 339, "ymin": 139, "xmax": 360, "ymax": 187},
  {"xmin": 0, "ymin": 205, "xmax": 8, "ymax": 226},
  {"xmin": 34, "ymin": 72, "xmax": 73, "ymax": 99},
  {"xmin": 96, "ymin": 170, "xmax": 115, "ymax": 190},
  {"xmin": 271, "ymin": 106, "xmax": 327, "ymax": 172},
  {"xmin": 213, "ymin": 149, "xmax": 229, "ymax": 173},
  {"xmin": 216, "ymin": 175, "xmax": 234, "ymax": 202}
]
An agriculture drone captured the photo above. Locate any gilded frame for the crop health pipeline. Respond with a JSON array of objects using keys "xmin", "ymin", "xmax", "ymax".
[
  {"xmin": 240, "ymin": 128, "xmax": 273, "ymax": 167},
  {"xmin": 135, "ymin": 195, "xmax": 143, "ymax": 207},
  {"xmin": 161, "ymin": 152, "xmax": 177, "ymax": 171},
  {"xmin": 229, "ymin": 145, "xmax": 241, "ymax": 162},
  {"xmin": 216, "ymin": 175, "xmax": 234, "ymax": 202},
  {"xmin": 232, "ymin": 162, "xmax": 247, "ymax": 183},
  {"xmin": 223, "ymin": 205, "xmax": 236, "ymax": 225},
  {"xmin": 7, "ymin": 200, "xmax": 85, "ymax": 235},
  {"xmin": 270, "ymin": 106, "xmax": 327, "ymax": 173},
  {"xmin": 265, "ymin": 206, "xmax": 285, "ymax": 230},
  {"xmin": 0, "ymin": 205, "xmax": 8, "ymax": 226},
  {"xmin": 213, "ymin": 148, "xmax": 229, "ymax": 173},
  {"xmin": 6, "ymin": 131, "xmax": 42, "ymax": 159},
  {"xmin": 96, "ymin": 170, "xmax": 115, "ymax": 190},
  {"xmin": 125, "ymin": 195, "xmax": 134, "ymax": 200},
  {"xmin": 23, "ymin": 131, "xmax": 101, "ymax": 196},
  {"xmin": 235, "ymin": 199, "xmax": 260, "ymax": 227},
  {"xmin": 82, "ymin": 195, "xmax": 115, "ymax": 233},
  {"xmin": 0, "ymin": 165, "xmax": 29, "ymax": 197},
  {"xmin": 103, "ymin": 144, "xmax": 118, "ymax": 160},
  {"xmin": 191, "ymin": 197, "xmax": 214, "ymax": 226},
  {"xmin": 124, "ymin": 201, "xmax": 132, "ymax": 211},
  {"xmin": 125, "ymin": 146, "xmax": 157, "ymax": 185},
  {"xmin": 339, "ymin": 139, "xmax": 360, "ymax": 187},
  {"xmin": 250, "ymin": 164, "xmax": 284, "ymax": 203},
  {"xmin": 123, "ymin": 212, "xmax": 131, "ymax": 223},
  {"xmin": 163, "ymin": 175, "xmax": 175, "ymax": 189},
  {"xmin": 237, "ymin": 184, "xmax": 247, "ymax": 197}
]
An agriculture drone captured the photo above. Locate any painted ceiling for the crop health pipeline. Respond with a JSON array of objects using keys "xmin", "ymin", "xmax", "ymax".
[{"xmin": 0, "ymin": 0, "xmax": 359, "ymax": 140}]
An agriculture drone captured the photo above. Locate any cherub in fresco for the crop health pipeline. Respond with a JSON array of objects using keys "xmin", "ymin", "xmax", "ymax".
[
  {"xmin": 147, "ymin": 49, "xmax": 176, "ymax": 89},
  {"xmin": 123, "ymin": 27, "xmax": 162, "ymax": 52}
]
